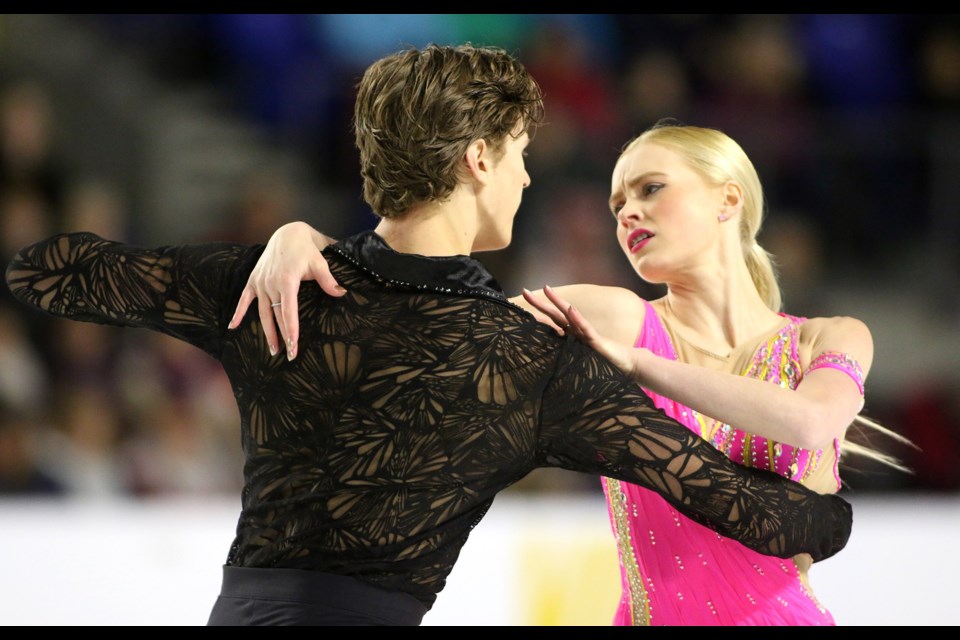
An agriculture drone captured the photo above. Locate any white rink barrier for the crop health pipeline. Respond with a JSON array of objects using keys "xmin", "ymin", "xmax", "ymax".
[{"xmin": 0, "ymin": 493, "xmax": 956, "ymax": 626}]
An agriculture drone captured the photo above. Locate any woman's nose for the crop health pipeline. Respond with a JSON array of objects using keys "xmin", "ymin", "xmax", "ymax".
[{"xmin": 617, "ymin": 204, "xmax": 643, "ymax": 226}]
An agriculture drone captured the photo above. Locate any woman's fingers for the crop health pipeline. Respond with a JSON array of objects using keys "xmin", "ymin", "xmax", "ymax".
[
  {"xmin": 257, "ymin": 295, "xmax": 281, "ymax": 357},
  {"xmin": 278, "ymin": 276, "xmax": 301, "ymax": 360},
  {"xmin": 312, "ymin": 259, "xmax": 347, "ymax": 298},
  {"xmin": 528, "ymin": 307, "xmax": 566, "ymax": 335},
  {"xmin": 521, "ymin": 289, "xmax": 569, "ymax": 329},
  {"xmin": 542, "ymin": 285, "xmax": 575, "ymax": 322},
  {"xmin": 541, "ymin": 286, "xmax": 601, "ymax": 345},
  {"xmin": 565, "ymin": 303, "xmax": 596, "ymax": 339},
  {"xmin": 229, "ymin": 285, "xmax": 256, "ymax": 329}
]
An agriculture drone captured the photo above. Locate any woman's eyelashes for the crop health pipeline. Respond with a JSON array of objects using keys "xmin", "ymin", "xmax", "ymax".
[
  {"xmin": 643, "ymin": 182, "xmax": 664, "ymax": 196},
  {"xmin": 610, "ymin": 183, "xmax": 665, "ymax": 217}
]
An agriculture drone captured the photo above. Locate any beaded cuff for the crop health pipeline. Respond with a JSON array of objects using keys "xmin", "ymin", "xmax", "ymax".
[{"xmin": 807, "ymin": 351, "xmax": 865, "ymax": 396}]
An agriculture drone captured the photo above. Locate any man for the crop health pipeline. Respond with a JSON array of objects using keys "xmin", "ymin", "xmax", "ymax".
[{"xmin": 7, "ymin": 44, "xmax": 851, "ymax": 626}]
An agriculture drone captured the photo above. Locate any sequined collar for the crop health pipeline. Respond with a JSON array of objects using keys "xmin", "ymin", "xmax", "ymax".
[{"xmin": 329, "ymin": 230, "xmax": 508, "ymax": 302}]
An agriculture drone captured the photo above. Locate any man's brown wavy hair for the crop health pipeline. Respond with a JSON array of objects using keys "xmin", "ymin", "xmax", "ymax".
[{"xmin": 354, "ymin": 44, "xmax": 544, "ymax": 219}]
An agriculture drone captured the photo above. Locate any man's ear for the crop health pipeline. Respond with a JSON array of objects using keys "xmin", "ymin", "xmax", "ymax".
[{"xmin": 464, "ymin": 138, "xmax": 491, "ymax": 185}]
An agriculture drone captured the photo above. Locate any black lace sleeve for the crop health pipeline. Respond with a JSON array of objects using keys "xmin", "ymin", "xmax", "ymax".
[
  {"xmin": 536, "ymin": 337, "xmax": 852, "ymax": 563},
  {"xmin": 4, "ymin": 232, "xmax": 258, "ymax": 359}
]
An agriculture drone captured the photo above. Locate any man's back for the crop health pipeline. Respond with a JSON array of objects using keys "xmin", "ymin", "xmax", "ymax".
[{"xmin": 221, "ymin": 231, "xmax": 558, "ymax": 608}]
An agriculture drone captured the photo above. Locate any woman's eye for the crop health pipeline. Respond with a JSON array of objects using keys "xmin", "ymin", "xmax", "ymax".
[
  {"xmin": 643, "ymin": 183, "xmax": 663, "ymax": 196},
  {"xmin": 611, "ymin": 203, "xmax": 624, "ymax": 218}
]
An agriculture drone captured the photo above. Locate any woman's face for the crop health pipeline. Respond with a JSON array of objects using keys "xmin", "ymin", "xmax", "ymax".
[{"xmin": 609, "ymin": 141, "xmax": 723, "ymax": 284}]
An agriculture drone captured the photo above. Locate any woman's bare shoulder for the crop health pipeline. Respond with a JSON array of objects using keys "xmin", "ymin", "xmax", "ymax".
[
  {"xmin": 801, "ymin": 315, "xmax": 872, "ymax": 340},
  {"xmin": 511, "ymin": 284, "xmax": 650, "ymax": 344},
  {"xmin": 799, "ymin": 314, "xmax": 874, "ymax": 370}
]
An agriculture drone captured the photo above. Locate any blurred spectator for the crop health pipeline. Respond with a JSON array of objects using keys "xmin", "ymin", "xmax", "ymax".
[
  {"xmin": 39, "ymin": 386, "xmax": 128, "ymax": 498},
  {"xmin": 116, "ymin": 332, "xmax": 223, "ymax": 413},
  {"xmin": 47, "ymin": 320, "xmax": 121, "ymax": 393},
  {"xmin": 0, "ymin": 182, "xmax": 54, "ymax": 265},
  {"xmin": 61, "ymin": 176, "xmax": 131, "ymax": 240},
  {"xmin": 0, "ymin": 80, "xmax": 67, "ymax": 213},
  {"xmin": 0, "ymin": 183, "xmax": 59, "ymax": 366},
  {"xmin": 918, "ymin": 20, "xmax": 960, "ymax": 110},
  {"xmin": 122, "ymin": 395, "xmax": 241, "ymax": 497},
  {"xmin": 205, "ymin": 168, "xmax": 300, "ymax": 244},
  {"xmin": 759, "ymin": 211, "xmax": 831, "ymax": 317},
  {"xmin": 695, "ymin": 15, "xmax": 819, "ymax": 226},
  {"xmin": 619, "ymin": 48, "xmax": 694, "ymax": 134},
  {"xmin": 0, "ymin": 403, "xmax": 65, "ymax": 496},
  {"xmin": 523, "ymin": 18, "xmax": 621, "ymax": 159},
  {"xmin": 0, "ymin": 307, "xmax": 49, "ymax": 414}
]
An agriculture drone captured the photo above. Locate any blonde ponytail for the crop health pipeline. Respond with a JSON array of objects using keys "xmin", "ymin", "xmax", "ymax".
[
  {"xmin": 841, "ymin": 414, "xmax": 918, "ymax": 475},
  {"xmin": 744, "ymin": 241, "xmax": 782, "ymax": 312}
]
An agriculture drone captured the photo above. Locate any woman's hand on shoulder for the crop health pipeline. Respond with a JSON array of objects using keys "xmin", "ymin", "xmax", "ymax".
[
  {"xmin": 510, "ymin": 284, "xmax": 646, "ymax": 345},
  {"xmin": 519, "ymin": 285, "xmax": 647, "ymax": 377},
  {"xmin": 228, "ymin": 221, "xmax": 344, "ymax": 360}
]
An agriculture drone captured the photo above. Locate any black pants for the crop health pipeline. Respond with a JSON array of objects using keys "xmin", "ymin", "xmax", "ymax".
[{"xmin": 207, "ymin": 566, "xmax": 428, "ymax": 626}]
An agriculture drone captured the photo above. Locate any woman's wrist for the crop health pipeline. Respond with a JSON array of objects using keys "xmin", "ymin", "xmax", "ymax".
[
  {"xmin": 306, "ymin": 224, "xmax": 337, "ymax": 250},
  {"xmin": 629, "ymin": 347, "xmax": 654, "ymax": 385}
]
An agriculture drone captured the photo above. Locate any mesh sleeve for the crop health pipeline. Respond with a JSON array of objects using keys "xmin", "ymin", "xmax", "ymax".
[{"xmin": 536, "ymin": 338, "xmax": 853, "ymax": 562}]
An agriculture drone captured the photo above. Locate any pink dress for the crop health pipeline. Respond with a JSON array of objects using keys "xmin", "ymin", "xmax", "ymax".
[{"xmin": 601, "ymin": 300, "xmax": 844, "ymax": 626}]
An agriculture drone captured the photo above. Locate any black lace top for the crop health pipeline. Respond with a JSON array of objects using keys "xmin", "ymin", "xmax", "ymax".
[{"xmin": 5, "ymin": 230, "xmax": 852, "ymax": 609}]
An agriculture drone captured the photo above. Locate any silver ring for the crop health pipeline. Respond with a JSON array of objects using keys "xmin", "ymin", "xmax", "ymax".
[{"xmin": 271, "ymin": 302, "xmax": 282, "ymax": 308}]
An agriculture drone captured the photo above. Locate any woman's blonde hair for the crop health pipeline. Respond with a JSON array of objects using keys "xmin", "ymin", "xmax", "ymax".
[{"xmin": 623, "ymin": 119, "xmax": 914, "ymax": 474}]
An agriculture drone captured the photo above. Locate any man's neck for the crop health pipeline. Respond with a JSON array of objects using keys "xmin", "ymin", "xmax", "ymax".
[{"xmin": 374, "ymin": 198, "xmax": 477, "ymax": 257}]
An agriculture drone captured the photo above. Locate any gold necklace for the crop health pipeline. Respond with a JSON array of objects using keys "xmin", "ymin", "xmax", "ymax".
[{"xmin": 662, "ymin": 297, "xmax": 731, "ymax": 362}]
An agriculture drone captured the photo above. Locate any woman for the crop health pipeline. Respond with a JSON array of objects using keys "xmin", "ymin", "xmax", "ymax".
[
  {"xmin": 239, "ymin": 121, "xmax": 906, "ymax": 625},
  {"xmin": 519, "ymin": 122, "xmax": 910, "ymax": 625}
]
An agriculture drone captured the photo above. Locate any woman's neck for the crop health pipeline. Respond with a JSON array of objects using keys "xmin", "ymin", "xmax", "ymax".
[{"xmin": 662, "ymin": 261, "xmax": 780, "ymax": 350}]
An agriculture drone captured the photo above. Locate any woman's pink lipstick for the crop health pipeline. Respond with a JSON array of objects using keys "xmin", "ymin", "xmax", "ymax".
[{"xmin": 627, "ymin": 228, "xmax": 654, "ymax": 254}]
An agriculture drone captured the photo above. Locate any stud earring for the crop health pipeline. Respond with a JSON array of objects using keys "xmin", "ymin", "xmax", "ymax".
[{"xmin": 718, "ymin": 213, "xmax": 728, "ymax": 222}]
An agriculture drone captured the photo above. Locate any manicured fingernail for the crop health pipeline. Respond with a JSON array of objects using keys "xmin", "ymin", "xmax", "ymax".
[
  {"xmin": 269, "ymin": 344, "xmax": 277, "ymax": 357},
  {"xmin": 335, "ymin": 285, "xmax": 346, "ymax": 293},
  {"xmin": 287, "ymin": 346, "xmax": 296, "ymax": 361}
]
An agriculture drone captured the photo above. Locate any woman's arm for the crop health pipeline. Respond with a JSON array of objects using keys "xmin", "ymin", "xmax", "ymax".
[
  {"xmin": 525, "ymin": 286, "xmax": 871, "ymax": 450},
  {"xmin": 231, "ymin": 222, "xmax": 649, "ymax": 359}
]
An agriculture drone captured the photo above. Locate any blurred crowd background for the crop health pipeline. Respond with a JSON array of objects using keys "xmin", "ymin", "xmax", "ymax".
[{"xmin": 1, "ymin": 14, "xmax": 959, "ymax": 501}]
